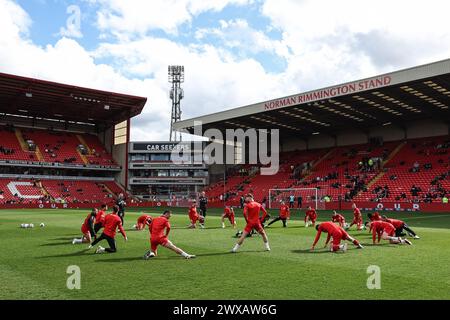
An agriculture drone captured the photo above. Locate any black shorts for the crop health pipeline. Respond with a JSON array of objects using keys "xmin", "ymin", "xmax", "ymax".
[
  {"xmin": 94, "ymin": 223, "xmax": 103, "ymax": 233},
  {"xmin": 92, "ymin": 233, "xmax": 116, "ymax": 251}
]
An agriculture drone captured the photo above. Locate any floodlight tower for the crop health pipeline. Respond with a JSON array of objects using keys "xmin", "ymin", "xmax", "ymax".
[{"xmin": 168, "ymin": 65, "xmax": 184, "ymax": 141}]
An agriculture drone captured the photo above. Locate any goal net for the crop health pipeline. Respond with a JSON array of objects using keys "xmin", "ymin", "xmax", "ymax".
[{"xmin": 268, "ymin": 188, "xmax": 325, "ymax": 210}]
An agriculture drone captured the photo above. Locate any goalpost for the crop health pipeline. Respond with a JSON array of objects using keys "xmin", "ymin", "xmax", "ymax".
[{"xmin": 268, "ymin": 188, "xmax": 325, "ymax": 210}]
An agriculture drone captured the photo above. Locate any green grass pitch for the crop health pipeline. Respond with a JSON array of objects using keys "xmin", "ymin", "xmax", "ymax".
[{"xmin": 1, "ymin": 207, "xmax": 450, "ymax": 300}]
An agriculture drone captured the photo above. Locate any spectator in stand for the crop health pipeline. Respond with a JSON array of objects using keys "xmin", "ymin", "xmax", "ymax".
[
  {"xmin": 410, "ymin": 185, "xmax": 421, "ymax": 197},
  {"xmin": 412, "ymin": 161, "xmax": 420, "ymax": 172}
]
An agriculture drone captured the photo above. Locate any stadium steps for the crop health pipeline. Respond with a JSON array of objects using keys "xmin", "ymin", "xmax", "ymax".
[
  {"xmin": 15, "ymin": 128, "xmax": 44, "ymax": 161},
  {"xmin": 34, "ymin": 146, "xmax": 44, "ymax": 161},
  {"xmin": 76, "ymin": 135, "xmax": 92, "ymax": 154},
  {"xmin": 75, "ymin": 135, "xmax": 90, "ymax": 165},
  {"xmin": 383, "ymin": 141, "xmax": 407, "ymax": 166},
  {"xmin": 14, "ymin": 129, "xmax": 28, "ymax": 151},
  {"xmin": 76, "ymin": 150, "xmax": 89, "ymax": 165},
  {"xmin": 101, "ymin": 183, "xmax": 118, "ymax": 200},
  {"xmin": 355, "ymin": 141, "xmax": 406, "ymax": 197},
  {"xmin": 299, "ymin": 148, "xmax": 336, "ymax": 182},
  {"xmin": 363, "ymin": 171, "xmax": 386, "ymax": 192},
  {"xmin": 39, "ymin": 184, "xmax": 53, "ymax": 200}
]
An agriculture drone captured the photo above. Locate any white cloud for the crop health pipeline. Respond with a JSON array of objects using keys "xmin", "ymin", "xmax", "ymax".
[
  {"xmin": 90, "ymin": 0, "xmax": 253, "ymax": 35},
  {"xmin": 195, "ymin": 19, "xmax": 289, "ymax": 59},
  {"xmin": 93, "ymin": 36, "xmax": 289, "ymax": 121},
  {"xmin": 262, "ymin": 0, "xmax": 450, "ymax": 87},
  {"xmin": 2, "ymin": 0, "xmax": 450, "ymax": 143},
  {"xmin": 0, "ymin": 0, "xmax": 167, "ymax": 141}
]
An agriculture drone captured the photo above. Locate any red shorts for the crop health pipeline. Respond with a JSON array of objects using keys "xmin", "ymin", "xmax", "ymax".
[
  {"xmin": 224, "ymin": 213, "xmax": 235, "ymax": 221},
  {"xmin": 384, "ymin": 226, "xmax": 395, "ymax": 236},
  {"xmin": 307, "ymin": 214, "xmax": 317, "ymax": 222},
  {"xmin": 352, "ymin": 217, "xmax": 362, "ymax": 224},
  {"xmin": 190, "ymin": 215, "xmax": 199, "ymax": 224},
  {"xmin": 81, "ymin": 224, "xmax": 89, "ymax": 235},
  {"xmin": 244, "ymin": 221, "xmax": 264, "ymax": 234},
  {"xmin": 330, "ymin": 230, "xmax": 347, "ymax": 248},
  {"xmin": 151, "ymin": 236, "xmax": 169, "ymax": 252}
]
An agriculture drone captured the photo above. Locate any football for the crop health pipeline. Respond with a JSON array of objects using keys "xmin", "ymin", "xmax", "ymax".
[{"xmin": 40, "ymin": 223, "xmax": 45, "ymax": 228}]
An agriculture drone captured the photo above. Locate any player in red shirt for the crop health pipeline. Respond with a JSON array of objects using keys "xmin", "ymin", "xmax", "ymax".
[
  {"xmin": 94, "ymin": 204, "xmax": 107, "ymax": 234},
  {"xmin": 311, "ymin": 221, "xmax": 363, "ymax": 252},
  {"xmin": 266, "ymin": 201, "xmax": 290, "ymax": 228},
  {"xmin": 144, "ymin": 210, "xmax": 195, "ymax": 259},
  {"xmin": 221, "ymin": 206, "xmax": 236, "ymax": 229},
  {"xmin": 232, "ymin": 194, "xmax": 270, "ymax": 252},
  {"xmin": 188, "ymin": 200, "xmax": 205, "ymax": 229},
  {"xmin": 304, "ymin": 206, "xmax": 317, "ymax": 227},
  {"xmin": 367, "ymin": 212, "xmax": 382, "ymax": 222},
  {"xmin": 349, "ymin": 203, "xmax": 364, "ymax": 231},
  {"xmin": 381, "ymin": 216, "xmax": 420, "ymax": 239},
  {"xmin": 365, "ymin": 220, "xmax": 412, "ymax": 245},
  {"xmin": 331, "ymin": 210, "xmax": 346, "ymax": 228},
  {"xmin": 72, "ymin": 208, "xmax": 97, "ymax": 244},
  {"xmin": 89, "ymin": 205, "xmax": 127, "ymax": 253},
  {"xmin": 134, "ymin": 214, "xmax": 153, "ymax": 231}
]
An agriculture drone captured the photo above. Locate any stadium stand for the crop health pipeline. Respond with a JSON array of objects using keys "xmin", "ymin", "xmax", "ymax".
[
  {"xmin": 0, "ymin": 178, "xmax": 122, "ymax": 205},
  {"xmin": 0, "ymin": 126, "xmax": 35, "ymax": 161},
  {"xmin": 205, "ymin": 136, "xmax": 449, "ymax": 206}
]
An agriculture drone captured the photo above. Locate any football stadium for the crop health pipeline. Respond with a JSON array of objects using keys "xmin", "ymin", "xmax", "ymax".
[{"xmin": 1, "ymin": 56, "xmax": 449, "ymax": 303}]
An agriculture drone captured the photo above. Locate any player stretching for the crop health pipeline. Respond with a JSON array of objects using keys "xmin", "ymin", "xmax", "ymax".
[
  {"xmin": 331, "ymin": 210, "xmax": 346, "ymax": 228},
  {"xmin": 89, "ymin": 205, "xmax": 127, "ymax": 253},
  {"xmin": 94, "ymin": 204, "xmax": 107, "ymax": 234},
  {"xmin": 311, "ymin": 221, "xmax": 363, "ymax": 253},
  {"xmin": 221, "ymin": 206, "xmax": 236, "ymax": 229},
  {"xmin": 144, "ymin": 210, "xmax": 195, "ymax": 260},
  {"xmin": 366, "ymin": 221, "xmax": 412, "ymax": 245},
  {"xmin": 267, "ymin": 201, "xmax": 290, "ymax": 228},
  {"xmin": 134, "ymin": 214, "xmax": 153, "ymax": 231},
  {"xmin": 349, "ymin": 203, "xmax": 364, "ymax": 231},
  {"xmin": 367, "ymin": 212, "xmax": 382, "ymax": 222},
  {"xmin": 72, "ymin": 208, "xmax": 97, "ymax": 244},
  {"xmin": 188, "ymin": 200, "xmax": 205, "ymax": 229},
  {"xmin": 232, "ymin": 194, "xmax": 271, "ymax": 253},
  {"xmin": 382, "ymin": 216, "xmax": 420, "ymax": 239},
  {"xmin": 304, "ymin": 206, "xmax": 317, "ymax": 227}
]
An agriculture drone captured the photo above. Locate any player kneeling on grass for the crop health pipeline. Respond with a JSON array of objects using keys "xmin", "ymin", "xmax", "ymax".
[
  {"xmin": 381, "ymin": 216, "xmax": 420, "ymax": 239},
  {"xmin": 144, "ymin": 210, "xmax": 195, "ymax": 260},
  {"xmin": 134, "ymin": 214, "xmax": 153, "ymax": 231},
  {"xmin": 221, "ymin": 206, "xmax": 236, "ymax": 229},
  {"xmin": 267, "ymin": 201, "xmax": 290, "ymax": 228},
  {"xmin": 232, "ymin": 194, "xmax": 270, "ymax": 253},
  {"xmin": 331, "ymin": 210, "xmax": 346, "ymax": 227},
  {"xmin": 304, "ymin": 206, "xmax": 317, "ymax": 227},
  {"xmin": 72, "ymin": 208, "xmax": 97, "ymax": 245},
  {"xmin": 89, "ymin": 205, "xmax": 128, "ymax": 253},
  {"xmin": 311, "ymin": 222, "xmax": 363, "ymax": 253},
  {"xmin": 365, "ymin": 221, "xmax": 412, "ymax": 245},
  {"xmin": 188, "ymin": 200, "xmax": 205, "ymax": 229}
]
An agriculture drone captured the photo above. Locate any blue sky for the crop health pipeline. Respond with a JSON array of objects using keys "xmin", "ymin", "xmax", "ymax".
[
  {"xmin": 1, "ymin": 0, "xmax": 450, "ymax": 141},
  {"xmin": 16, "ymin": 0, "xmax": 286, "ymax": 72}
]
